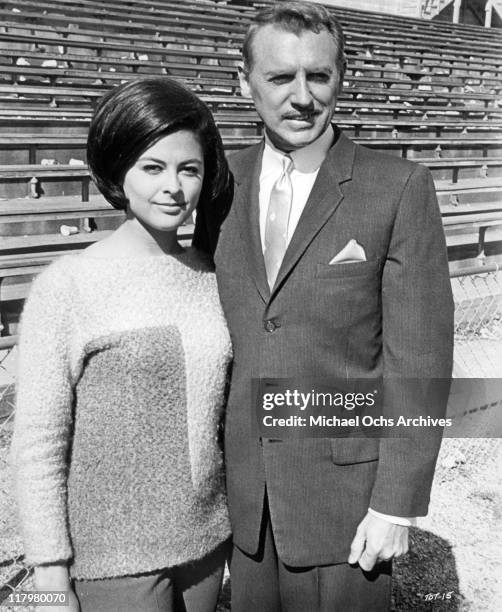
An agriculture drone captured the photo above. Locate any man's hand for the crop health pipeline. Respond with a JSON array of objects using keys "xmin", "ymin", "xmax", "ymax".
[{"xmin": 348, "ymin": 512, "xmax": 409, "ymax": 571}]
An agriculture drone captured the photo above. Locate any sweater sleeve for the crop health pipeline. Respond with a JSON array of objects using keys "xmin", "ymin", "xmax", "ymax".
[{"xmin": 11, "ymin": 260, "xmax": 75, "ymax": 566}]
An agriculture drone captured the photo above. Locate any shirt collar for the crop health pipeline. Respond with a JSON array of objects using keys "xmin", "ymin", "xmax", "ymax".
[{"xmin": 263, "ymin": 124, "xmax": 335, "ymax": 174}]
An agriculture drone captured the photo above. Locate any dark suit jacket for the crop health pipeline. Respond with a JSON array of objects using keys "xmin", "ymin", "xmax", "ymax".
[{"xmin": 194, "ymin": 129, "xmax": 454, "ymax": 567}]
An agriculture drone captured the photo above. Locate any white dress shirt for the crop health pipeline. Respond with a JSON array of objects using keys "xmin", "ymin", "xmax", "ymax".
[
  {"xmin": 259, "ymin": 126, "xmax": 333, "ymax": 250},
  {"xmin": 258, "ymin": 126, "xmax": 416, "ymax": 528}
]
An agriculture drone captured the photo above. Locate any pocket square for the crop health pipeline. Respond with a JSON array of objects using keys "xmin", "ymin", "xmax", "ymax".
[{"xmin": 329, "ymin": 239, "xmax": 367, "ymax": 264}]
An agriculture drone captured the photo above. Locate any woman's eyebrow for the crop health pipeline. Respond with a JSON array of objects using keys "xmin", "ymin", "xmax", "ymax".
[
  {"xmin": 180, "ymin": 158, "xmax": 203, "ymax": 164},
  {"xmin": 136, "ymin": 157, "xmax": 203, "ymax": 164},
  {"xmin": 137, "ymin": 156, "xmax": 165, "ymax": 164}
]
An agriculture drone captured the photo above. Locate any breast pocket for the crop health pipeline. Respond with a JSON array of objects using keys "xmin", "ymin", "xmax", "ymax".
[
  {"xmin": 311, "ymin": 259, "xmax": 382, "ymax": 329},
  {"xmin": 315, "ymin": 258, "xmax": 381, "ymax": 279}
]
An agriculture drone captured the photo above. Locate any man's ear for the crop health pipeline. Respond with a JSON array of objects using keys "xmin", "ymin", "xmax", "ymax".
[{"xmin": 238, "ymin": 64, "xmax": 252, "ymax": 98}]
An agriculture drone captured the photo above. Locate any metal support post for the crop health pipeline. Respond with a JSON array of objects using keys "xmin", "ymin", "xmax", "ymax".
[
  {"xmin": 453, "ymin": 0, "xmax": 462, "ymax": 22},
  {"xmin": 485, "ymin": 0, "xmax": 493, "ymax": 27}
]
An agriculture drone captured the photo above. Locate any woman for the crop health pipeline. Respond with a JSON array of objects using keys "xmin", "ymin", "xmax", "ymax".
[{"xmin": 12, "ymin": 78, "xmax": 232, "ymax": 612}]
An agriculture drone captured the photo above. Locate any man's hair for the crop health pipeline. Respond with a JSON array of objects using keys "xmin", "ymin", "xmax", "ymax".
[
  {"xmin": 242, "ymin": 1, "xmax": 346, "ymax": 73},
  {"xmin": 87, "ymin": 77, "xmax": 229, "ymax": 211}
]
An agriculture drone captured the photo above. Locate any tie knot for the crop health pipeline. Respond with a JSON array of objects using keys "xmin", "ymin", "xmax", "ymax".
[{"xmin": 282, "ymin": 155, "xmax": 293, "ymax": 175}]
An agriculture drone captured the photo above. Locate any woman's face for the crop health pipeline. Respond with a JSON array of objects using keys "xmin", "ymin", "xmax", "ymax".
[{"xmin": 123, "ymin": 130, "xmax": 204, "ymax": 233}]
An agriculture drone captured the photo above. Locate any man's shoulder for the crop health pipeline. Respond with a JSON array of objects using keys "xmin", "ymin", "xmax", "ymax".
[
  {"xmin": 346, "ymin": 137, "xmax": 432, "ymax": 194},
  {"xmin": 354, "ymin": 140, "xmax": 425, "ymax": 177},
  {"xmin": 227, "ymin": 143, "xmax": 262, "ymax": 174}
]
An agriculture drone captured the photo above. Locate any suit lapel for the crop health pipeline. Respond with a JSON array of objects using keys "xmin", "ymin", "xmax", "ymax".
[
  {"xmin": 272, "ymin": 131, "xmax": 356, "ymax": 295},
  {"xmin": 231, "ymin": 143, "xmax": 270, "ymax": 302},
  {"xmin": 229, "ymin": 130, "xmax": 357, "ymax": 302}
]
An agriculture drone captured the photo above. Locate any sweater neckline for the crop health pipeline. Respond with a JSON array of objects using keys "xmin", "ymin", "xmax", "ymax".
[{"xmin": 75, "ymin": 247, "xmax": 197, "ymax": 263}]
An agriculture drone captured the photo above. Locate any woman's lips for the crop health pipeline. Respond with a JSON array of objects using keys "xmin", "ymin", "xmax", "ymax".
[{"xmin": 153, "ymin": 202, "xmax": 188, "ymax": 208}]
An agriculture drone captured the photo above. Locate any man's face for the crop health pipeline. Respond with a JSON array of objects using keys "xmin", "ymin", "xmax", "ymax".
[{"xmin": 239, "ymin": 25, "xmax": 343, "ymax": 152}]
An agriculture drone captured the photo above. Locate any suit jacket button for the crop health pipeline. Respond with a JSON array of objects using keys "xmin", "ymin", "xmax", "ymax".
[{"xmin": 264, "ymin": 319, "xmax": 277, "ymax": 332}]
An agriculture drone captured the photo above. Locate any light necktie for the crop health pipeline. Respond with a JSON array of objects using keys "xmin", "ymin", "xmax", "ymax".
[{"xmin": 264, "ymin": 155, "xmax": 293, "ymax": 289}]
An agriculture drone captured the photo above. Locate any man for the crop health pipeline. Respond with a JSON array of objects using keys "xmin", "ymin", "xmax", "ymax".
[{"xmin": 194, "ymin": 2, "xmax": 454, "ymax": 610}]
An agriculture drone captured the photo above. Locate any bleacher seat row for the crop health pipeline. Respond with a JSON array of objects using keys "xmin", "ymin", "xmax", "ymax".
[{"xmin": 0, "ymin": 0, "xmax": 501, "ymax": 337}]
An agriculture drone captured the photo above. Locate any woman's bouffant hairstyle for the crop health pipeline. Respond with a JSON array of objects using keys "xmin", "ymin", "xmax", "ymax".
[{"xmin": 87, "ymin": 77, "xmax": 229, "ymax": 211}]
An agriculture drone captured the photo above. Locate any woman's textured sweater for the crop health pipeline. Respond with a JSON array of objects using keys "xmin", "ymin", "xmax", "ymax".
[{"xmin": 12, "ymin": 249, "xmax": 232, "ymax": 580}]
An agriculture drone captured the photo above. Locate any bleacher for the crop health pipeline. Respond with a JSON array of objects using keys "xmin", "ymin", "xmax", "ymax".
[{"xmin": 1, "ymin": 0, "xmax": 502, "ymax": 336}]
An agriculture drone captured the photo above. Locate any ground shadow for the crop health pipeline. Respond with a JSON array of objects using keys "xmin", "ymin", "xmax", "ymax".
[{"xmin": 392, "ymin": 527, "xmax": 464, "ymax": 610}]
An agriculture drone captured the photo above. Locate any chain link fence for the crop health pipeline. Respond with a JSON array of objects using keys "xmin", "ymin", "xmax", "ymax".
[
  {"xmin": 445, "ymin": 264, "xmax": 502, "ymax": 477},
  {"xmin": 452, "ymin": 265, "xmax": 502, "ymax": 378},
  {"xmin": 0, "ymin": 339, "xmax": 34, "ymax": 611},
  {"xmin": 0, "ymin": 265, "xmax": 501, "ymax": 609}
]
